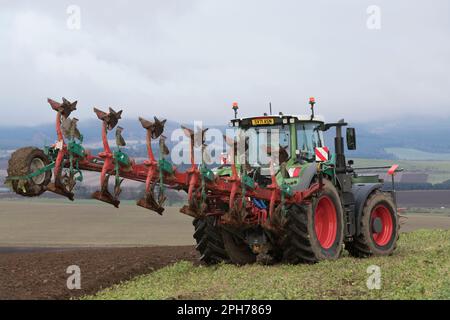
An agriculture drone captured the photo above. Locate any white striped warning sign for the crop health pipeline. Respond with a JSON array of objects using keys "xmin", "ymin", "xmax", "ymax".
[{"xmin": 315, "ymin": 147, "xmax": 329, "ymax": 162}]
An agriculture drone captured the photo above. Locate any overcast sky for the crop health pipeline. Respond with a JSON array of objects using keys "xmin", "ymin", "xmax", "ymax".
[{"xmin": 0, "ymin": 0, "xmax": 449, "ymax": 126}]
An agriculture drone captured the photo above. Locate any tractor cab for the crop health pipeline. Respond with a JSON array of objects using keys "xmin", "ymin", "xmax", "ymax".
[
  {"xmin": 230, "ymin": 114, "xmax": 326, "ymax": 169},
  {"xmin": 227, "ymin": 98, "xmax": 333, "ymax": 175}
]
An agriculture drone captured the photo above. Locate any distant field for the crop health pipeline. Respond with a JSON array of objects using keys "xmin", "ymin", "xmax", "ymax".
[
  {"xmin": 351, "ymin": 158, "xmax": 450, "ymax": 184},
  {"xmin": 87, "ymin": 230, "xmax": 450, "ymax": 300},
  {"xmin": 384, "ymin": 148, "xmax": 450, "ymax": 161},
  {"xmin": 2, "ymin": 157, "xmax": 450, "ymax": 185}
]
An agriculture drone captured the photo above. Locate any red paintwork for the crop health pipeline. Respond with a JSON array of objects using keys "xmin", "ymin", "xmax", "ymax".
[
  {"xmin": 314, "ymin": 195, "xmax": 337, "ymax": 249},
  {"xmin": 98, "ymin": 121, "xmax": 114, "ymax": 187},
  {"xmin": 52, "ymin": 112, "xmax": 68, "ymax": 184},
  {"xmin": 371, "ymin": 204, "xmax": 394, "ymax": 246},
  {"xmin": 387, "ymin": 164, "xmax": 399, "ymax": 176}
]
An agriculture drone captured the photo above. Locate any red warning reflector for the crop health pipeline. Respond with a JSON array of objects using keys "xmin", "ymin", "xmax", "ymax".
[
  {"xmin": 220, "ymin": 153, "xmax": 230, "ymax": 165},
  {"xmin": 387, "ymin": 164, "xmax": 399, "ymax": 175},
  {"xmin": 315, "ymin": 147, "xmax": 329, "ymax": 162},
  {"xmin": 288, "ymin": 167, "xmax": 301, "ymax": 178}
]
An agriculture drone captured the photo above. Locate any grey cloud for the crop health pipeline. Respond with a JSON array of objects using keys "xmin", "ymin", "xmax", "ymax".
[{"xmin": 0, "ymin": 0, "xmax": 449, "ymax": 126}]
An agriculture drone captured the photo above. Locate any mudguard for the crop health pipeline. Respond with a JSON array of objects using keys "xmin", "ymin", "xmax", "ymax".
[
  {"xmin": 352, "ymin": 183, "xmax": 383, "ymax": 235},
  {"xmin": 291, "ymin": 163, "xmax": 318, "ymax": 191}
]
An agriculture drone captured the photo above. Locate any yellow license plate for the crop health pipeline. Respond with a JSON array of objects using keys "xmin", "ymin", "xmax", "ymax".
[{"xmin": 251, "ymin": 118, "xmax": 275, "ymax": 126}]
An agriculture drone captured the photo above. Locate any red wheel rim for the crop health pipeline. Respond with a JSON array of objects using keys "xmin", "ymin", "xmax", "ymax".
[
  {"xmin": 314, "ymin": 195, "xmax": 337, "ymax": 249},
  {"xmin": 371, "ymin": 205, "xmax": 394, "ymax": 246}
]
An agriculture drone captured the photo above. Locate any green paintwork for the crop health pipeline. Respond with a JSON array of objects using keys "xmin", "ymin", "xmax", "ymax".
[
  {"xmin": 281, "ymin": 183, "xmax": 293, "ymax": 197},
  {"xmin": 44, "ymin": 146, "xmax": 59, "ymax": 162},
  {"xmin": 321, "ymin": 153, "xmax": 336, "ymax": 177},
  {"xmin": 289, "ymin": 123, "xmax": 297, "ymax": 157},
  {"xmin": 215, "ymin": 166, "xmax": 233, "ymax": 177},
  {"xmin": 242, "ymin": 174, "xmax": 255, "ymax": 189},
  {"xmin": 158, "ymin": 158, "xmax": 174, "ymax": 174},
  {"xmin": 200, "ymin": 164, "xmax": 215, "ymax": 181},
  {"xmin": 68, "ymin": 141, "xmax": 85, "ymax": 157},
  {"xmin": 114, "ymin": 150, "xmax": 131, "ymax": 166},
  {"xmin": 5, "ymin": 162, "xmax": 55, "ymax": 181}
]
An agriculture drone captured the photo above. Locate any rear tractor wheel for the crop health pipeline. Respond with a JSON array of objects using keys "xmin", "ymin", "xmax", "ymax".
[
  {"xmin": 283, "ymin": 179, "xmax": 345, "ymax": 263},
  {"xmin": 346, "ymin": 191, "xmax": 399, "ymax": 257},
  {"xmin": 6, "ymin": 147, "xmax": 52, "ymax": 197},
  {"xmin": 193, "ymin": 216, "xmax": 229, "ymax": 265}
]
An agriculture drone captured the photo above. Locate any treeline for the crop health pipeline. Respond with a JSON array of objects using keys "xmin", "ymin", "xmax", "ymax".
[{"xmin": 383, "ymin": 181, "xmax": 450, "ymax": 191}]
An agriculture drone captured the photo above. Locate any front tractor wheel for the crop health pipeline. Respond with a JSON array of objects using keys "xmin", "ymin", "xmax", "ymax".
[
  {"xmin": 346, "ymin": 191, "xmax": 399, "ymax": 257},
  {"xmin": 283, "ymin": 180, "xmax": 344, "ymax": 263},
  {"xmin": 221, "ymin": 229, "xmax": 256, "ymax": 265},
  {"xmin": 7, "ymin": 147, "xmax": 52, "ymax": 197},
  {"xmin": 193, "ymin": 217, "xmax": 229, "ymax": 265}
]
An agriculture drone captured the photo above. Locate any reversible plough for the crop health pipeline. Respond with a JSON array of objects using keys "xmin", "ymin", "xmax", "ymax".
[{"xmin": 7, "ymin": 98, "xmax": 319, "ymax": 231}]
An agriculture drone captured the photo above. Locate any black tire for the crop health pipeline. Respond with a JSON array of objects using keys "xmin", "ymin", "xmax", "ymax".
[
  {"xmin": 283, "ymin": 179, "xmax": 345, "ymax": 263},
  {"xmin": 7, "ymin": 147, "xmax": 52, "ymax": 197},
  {"xmin": 221, "ymin": 229, "xmax": 256, "ymax": 265},
  {"xmin": 193, "ymin": 217, "xmax": 228, "ymax": 265},
  {"xmin": 346, "ymin": 191, "xmax": 399, "ymax": 257}
]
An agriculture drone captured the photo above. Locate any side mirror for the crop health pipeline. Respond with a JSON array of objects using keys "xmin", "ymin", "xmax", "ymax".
[{"xmin": 346, "ymin": 127, "xmax": 356, "ymax": 150}]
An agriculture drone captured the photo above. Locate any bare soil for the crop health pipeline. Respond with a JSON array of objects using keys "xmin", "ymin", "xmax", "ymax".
[{"xmin": 0, "ymin": 246, "xmax": 198, "ymax": 300}]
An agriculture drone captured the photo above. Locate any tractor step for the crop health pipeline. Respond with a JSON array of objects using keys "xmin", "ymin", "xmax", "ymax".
[{"xmin": 92, "ymin": 190, "xmax": 120, "ymax": 208}]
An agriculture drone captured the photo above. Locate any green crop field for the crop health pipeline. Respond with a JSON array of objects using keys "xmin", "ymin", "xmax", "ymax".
[{"xmin": 86, "ymin": 230, "xmax": 450, "ymax": 300}]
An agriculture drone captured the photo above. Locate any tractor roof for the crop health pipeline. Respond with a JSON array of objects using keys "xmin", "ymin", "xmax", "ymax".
[{"xmin": 230, "ymin": 114, "xmax": 324, "ymax": 128}]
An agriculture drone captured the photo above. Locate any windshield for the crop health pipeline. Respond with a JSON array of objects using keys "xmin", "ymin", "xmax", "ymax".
[
  {"xmin": 237, "ymin": 125, "xmax": 290, "ymax": 168},
  {"xmin": 297, "ymin": 122, "xmax": 324, "ymax": 161}
]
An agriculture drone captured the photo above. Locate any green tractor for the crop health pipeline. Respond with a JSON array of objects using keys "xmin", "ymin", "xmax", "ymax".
[{"xmin": 194, "ymin": 98, "xmax": 400, "ymax": 265}]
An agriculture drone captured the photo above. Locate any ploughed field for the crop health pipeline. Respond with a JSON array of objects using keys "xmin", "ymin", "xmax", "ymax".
[{"xmin": 0, "ymin": 246, "xmax": 198, "ymax": 300}]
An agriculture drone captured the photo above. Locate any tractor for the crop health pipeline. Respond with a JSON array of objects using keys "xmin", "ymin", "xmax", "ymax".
[{"xmin": 5, "ymin": 97, "xmax": 401, "ymax": 265}]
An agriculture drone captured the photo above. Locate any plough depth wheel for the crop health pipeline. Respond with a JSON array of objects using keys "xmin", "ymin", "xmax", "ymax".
[{"xmin": 6, "ymin": 147, "xmax": 52, "ymax": 197}]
